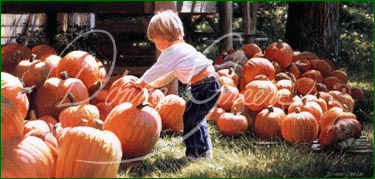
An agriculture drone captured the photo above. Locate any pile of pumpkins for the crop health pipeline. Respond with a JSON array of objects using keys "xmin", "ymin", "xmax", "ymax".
[
  {"xmin": 1, "ymin": 40, "xmax": 364, "ymax": 177},
  {"xmin": 1, "ymin": 44, "xmax": 186, "ymax": 178},
  {"xmin": 207, "ymin": 39, "xmax": 363, "ymax": 146}
]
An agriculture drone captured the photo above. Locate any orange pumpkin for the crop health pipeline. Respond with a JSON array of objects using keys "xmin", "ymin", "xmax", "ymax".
[
  {"xmin": 24, "ymin": 110, "xmax": 52, "ymax": 140},
  {"xmin": 310, "ymin": 59, "xmax": 332, "ymax": 78},
  {"xmin": 217, "ymin": 111, "xmax": 248, "ymax": 136},
  {"xmin": 288, "ymin": 98, "xmax": 323, "ymax": 123},
  {"xmin": 31, "ymin": 44, "xmax": 57, "ymax": 59},
  {"xmin": 323, "ymin": 76, "xmax": 341, "ymax": 91},
  {"xmin": 287, "ymin": 62, "xmax": 301, "ymax": 78},
  {"xmin": 96, "ymin": 102, "xmax": 114, "ymax": 121},
  {"xmin": 218, "ymin": 68, "xmax": 239, "ymax": 85},
  {"xmin": 2, "ymin": 136, "xmax": 56, "ymax": 178},
  {"xmin": 106, "ymin": 75, "xmax": 148, "ymax": 107},
  {"xmin": 243, "ymin": 80, "xmax": 278, "ymax": 111},
  {"xmin": 156, "ymin": 94, "xmax": 186, "ymax": 132},
  {"xmin": 276, "ymin": 79, "xmax": 293, "ymax": 91},
  {"xmin": 320, "ymin": 107, "xmax": 357, "ymax": 132},
  {"xmin": 242, "ymin": 43, "xmax": 262, "ymax": 59},
  {"xmin": 350, "ymin": 87, "xmax": 364, "ymax": 100},
  {"xmin": 301, "ymin": 70, "xmax": 324, "ymax": 83},
  {"xmin": 56, "ymin": 120, "xmax": 122, "ymax": 178},
  {"xmin": 56, "ymin": 50, "xmax": 101, "ymax": 88},
  {"xmin": 295, "ymin": 77, "xmax": 317, "ymax": 95},
  {"xmin": 264, "ymin": 39, "xmax": 293, "ymax": 69},
  {"xmin": 319, "ymin": 117, "xmax": 361, "ymax": 147},
  {"xmin": 147, "ymin": 89, "xmax": 165, "ymax": 108},
  {"xmin": 59, "ymin": 101, "xmax": 100, "ymax": 128},
  {"xmin": 43, "ymin": 54, "xmax": 62, "ymax": 78},
  {"xmin": 330, "ymin": 70, "xmax": 348, "ymax": 84},
  {"xmin": 104, "ymin": 103, "xmax": 161, "ymax": 158},
  {"xmin": 274, "ymin": 88, "xmax": 297, "ymax": 112},
  {"xmin": 1, "ymin": 72, "xmax": 30, "ymax": 120},
  {"xmin": 22, "ymin": 60, "xmax": 51, "ymax": 87},
  {"xmin": 1, "ymin": 96, "xmax": 24, "ymax": 140},
  {"xmin": 206, "ymin": 107, "xmax": 225, "ymax": 122},
  {"xmin": 219, "ymin": 76, "xmax": 236, "ymax": 87},
  {"xmin": 34, "ymin": 71, "xmax": 89, "ymax": 118},
  {"xmin": 243, "ymin": 57, "xmax": 275, "ymax": 83},
  {"xmin": 329, "ymin": 90, "xmax": 355, "ymax": 112},
  {"xmin": 217, "ymin": 85, "xmax": 239, "ymax": 110},
  {"xmin": 15, "ymin": 54, "xmax": 40, "ymax": 79},
  {"xmin": 255, "ymin": 106, "xmax": 286, "ymax": 139},
  {"xmin": 281, "ymin": 108, "xmax": 319, "ymax": 144},
  {"xmin": 231, "ymin": 93, "xmax": 246, "ymax": 114},
  {"xmin": 1, "ymin": 43, "xmax": 32, "ymax": 74}
]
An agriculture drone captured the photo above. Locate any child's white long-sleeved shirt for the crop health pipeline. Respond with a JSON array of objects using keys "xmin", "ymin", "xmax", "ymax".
[{"xmin": 140, "ymin": 43, "xmax": 212, "ymax": 87}]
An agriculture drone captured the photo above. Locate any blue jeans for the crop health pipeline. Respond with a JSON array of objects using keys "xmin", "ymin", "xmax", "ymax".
[{"xmin": 182, "ymin": 79, "xmax": 221, "ymax": 157}]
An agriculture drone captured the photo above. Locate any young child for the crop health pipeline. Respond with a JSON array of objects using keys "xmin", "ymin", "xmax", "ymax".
[{"xmin": 130, "ymin": 10, "xmax": 221, "ymax": 160}]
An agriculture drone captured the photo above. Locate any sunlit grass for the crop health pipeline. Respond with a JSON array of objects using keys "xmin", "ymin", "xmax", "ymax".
[{"xmin": 118, "ymin": 121, "xmax": 374, "ymax": 178}]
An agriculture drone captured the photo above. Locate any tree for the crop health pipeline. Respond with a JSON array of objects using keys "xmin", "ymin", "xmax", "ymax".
[{"xmin": 285, "ymin": 2, "xmax": 340, "ymax": 58}]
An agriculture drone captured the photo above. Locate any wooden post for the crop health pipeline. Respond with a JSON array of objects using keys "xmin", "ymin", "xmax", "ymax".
[
  {"xmin": 243, "ymin": 2, "xmax": 259, "ymax": 44},
  {"xmin": 219, "ymin": 2, "xmax": 233, "ymax": 52},
  {"xmin": 45, "ymin": 12, "xmax": 57, "ymax": 45},
  {"xmin": 154, "ymin": 1, "xmax": 179, "ymax": 95}
]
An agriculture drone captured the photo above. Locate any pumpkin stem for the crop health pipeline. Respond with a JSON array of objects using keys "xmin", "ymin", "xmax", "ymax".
[
  {"xmin": 78, "ymin": 119, "xmax": 89, "ymax": 126},
  {"xmin": 136, "ymin": 103, "xmax": 150, "ymax": 110},
  {"xmin": 267, "ymin": 105, "xmax": 274, "ymax": 113},
  {"xmin": 29, "ymin": 54, "xmax": 37, "ymax": 62},
  {"xmin": 29, "ymin": 110, "xmax": 37, "ymax": 121},
  {"xmin": 60, "ymin": 71, "xmax": 69, "ymax": 80},
  {"xmin": 295, "ymin": 107, "xmax": 301, "ymax": 113},
  {"xmin": 302, "ymin": 97, "xmax": 307, "ymax": 105},
  {"xmin": 316, "ymin": 92, "xmax": 321, "ymax": 99},
  {"xmin": 276, "ymin": 39, "xmax": 283, "ymax": 48},
  {"xmin": 229, "ymin": 68, "xmax": 234, "ymax": 75},
  {"xmin": 67, "ymin": 92, "xmax": 78, "ymax": 106},
  {"xmin": 94, "ymin": 119, "xmax": 104, "ymax": 131}
]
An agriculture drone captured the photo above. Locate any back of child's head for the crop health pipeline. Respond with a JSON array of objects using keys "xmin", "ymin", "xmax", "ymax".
[{"xmin": 147, "ymin": 10, "xmax": 184, "ymax": 42}]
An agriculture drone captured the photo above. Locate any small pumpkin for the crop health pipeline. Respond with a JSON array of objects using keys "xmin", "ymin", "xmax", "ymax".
[
  {"xmin": 217, "ymin": 111, "xmax": 248, "ymax": 136},
  {"xmin": 288, "ymin": 98, "xmax": 323, "ymax": 123},
  {"xmin": 31, "ymin": 44, "xmax": 57, "ymax": 59},
  {"xmin": 15, "ymin": 54, "xmax": 40, "ymax": 79},
  {"xmin": 255, "ymin": 106, "xmax": 286, "ymax": 140},
  {"xmin": 156, "ymin": 94, "xmax": 186, "ymax": 132},
  {"xmin": 1, "ymin": 43, "xmax": 32, "ymax": 74},
  {"xmin": 264, "ymin": 39, "xmax": 293, "ymax": 69},
  {"xmin": 295, "ymin": 77, "xmax": 317, "ymax": 95},
  {"xmin": 217, "ymin": 85, "xmax": 239, "ymax": 110},
  {"xmin": 206, "ymin": 107, "xmax": 225, "ymax": 122},
  {"xmin": 242, "ymin": 43, "xmax": 262, "ymax": 59},
  {"xmin": 218, "ymin": 68, "xmax": 239, "ymax": 86},
  {"xmin": 301, "ymin": 70, "xmax": 324, "ymax": 83},
  {"xmin": 310, "ymin": 59, "xmax": 332, "ymax": 78}
]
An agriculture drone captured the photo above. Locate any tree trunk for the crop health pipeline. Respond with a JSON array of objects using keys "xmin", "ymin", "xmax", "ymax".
[
  {"xmin": 219, "ymin": 2, "xmax": 233, "ymax": 52},
  {"xmin": 285, "ymin": 2, "xmax": 340, "ymax": 59}
]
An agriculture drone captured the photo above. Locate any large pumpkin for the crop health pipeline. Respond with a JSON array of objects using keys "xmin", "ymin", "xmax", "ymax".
[
  {"xmin": 106, "ymin": 75, "xmax": 148, "ymax": 107},
  {"xmin": 15, "ymin": 54, "xmax": 40, "ymax": 79},
  {"xmin": 34, "ymin": 72, "xmax": 89, "ymax": 118},
  {"xmin": 216, "ymin": 112, "xmax": 248, "ymax": 136},
  {"xmin": 104, "ymin": 103, "xmax": 162, "ymax": 158},
  {"xmin": 288, "ymin": 98, "xmax": 323, "ymax": 123},
  {"xmin": 1, "ymin": 72, "xmax": 30, "ymax": 120},
  {"xmin": 281, "ymin": 108, "xmax": 319, "ymax": 144},
  {"xmin": 56, "ymin": 120, "xmax": 122, "ymax": 178},
  {"xmin": 264, "ymin": 39, "xmax": 293, "ymax": 69},
  {"xmin": 31, "ymin": 44, "xmax": 57, "ymax": 59},
  {"xmin": 22, "ymin": 60, "xmax": 51, "ymax": 87},
  {"xmin": 319, "ymin": 117, "xmax": 361, "ymax": 147},
  {"xmin": 320, "ymin": 107, "xmax": 357, "ymax": 132},
  {"xmin": 242, "ymin": 57, "xmax": 275, "ymax": 83},
  {"xmin": 156, "ymin": 94, "xmax": 186, "ymax": 132},
  {"xmin": 2, "ymin": 136, "xmax": 56, "ymax": 178},
  {"xmin": 1, "ymin": 43, "xmax": 32, "ymax": 74},
  {"xmin": 255, "ymin": 106, "xmax": 286, "ymax": 140},
  {"xmin": 1, "ymin": 97, "xmax": 24, "ymax": 140},
  {"xmin": 56, "ymin": 50, "xmax": 101, "ymax": 88},
  {"xmin": 243, "ymin": 80, "xmax": 278, "ymax": 111}
]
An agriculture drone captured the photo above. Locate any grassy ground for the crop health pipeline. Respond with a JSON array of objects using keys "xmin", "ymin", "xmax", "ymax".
[
  {"xmin": 117, "ymin": 81, "xmax": 374, "ymax": 178},
  {"xmin": 118, "ymin": 123, "xmax": 373, "ymax": 178}
]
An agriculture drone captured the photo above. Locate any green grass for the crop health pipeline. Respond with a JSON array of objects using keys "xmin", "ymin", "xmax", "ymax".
[{"xmin": 117, "ymin": 121, "xmax": 374, "ymax": 178}]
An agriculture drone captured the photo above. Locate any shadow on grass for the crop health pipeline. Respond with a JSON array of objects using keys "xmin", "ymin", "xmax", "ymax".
[{"xmin": 120, "ymin": 155, "xmax": 190, "ymax": 178}]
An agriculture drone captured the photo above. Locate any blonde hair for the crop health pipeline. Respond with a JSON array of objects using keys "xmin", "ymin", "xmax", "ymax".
[{"xmin": 147, "ymin": 10, "xmax": 184, "ymax": 42}]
